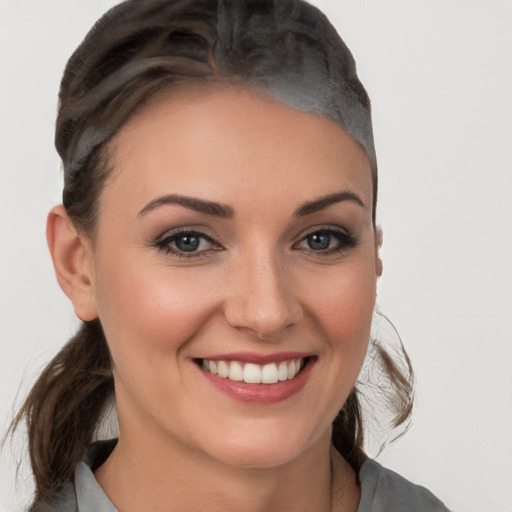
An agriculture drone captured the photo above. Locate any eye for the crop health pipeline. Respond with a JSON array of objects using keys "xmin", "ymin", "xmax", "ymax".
[
  {"xmin": 173, "ymin": 233, "xmax": 205, "ymax": 252},
  {"xmin": 306, "ymin": 232, "xmax": 333, "ymax": 251},
  {"xmin": 295, "ymin": 228, "xmax": 357, "ymax": 254},
  {"xmin": 153, "ymin": 229, "xmax": 220, "ymax": 257}
]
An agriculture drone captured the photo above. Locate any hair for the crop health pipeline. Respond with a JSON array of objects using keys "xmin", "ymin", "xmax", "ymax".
[{"xmin": 9, "ymin": 0, "xmax": 413, "ymax": 507}]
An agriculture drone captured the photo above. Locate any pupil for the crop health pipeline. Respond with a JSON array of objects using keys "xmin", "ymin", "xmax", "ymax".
[
  {"xmin": 308, "ymin": 233, "xmax": 330, "ymax": 250},
  {"xmin": 176, "ymin": 235, "xmax": 200, "ymax": 252}
]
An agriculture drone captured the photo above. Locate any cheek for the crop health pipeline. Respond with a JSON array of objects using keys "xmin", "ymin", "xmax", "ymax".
[
  {"xmin": 305, "ymin": 258, "xmax": 376, "ymax": 360},
  {"xmin": 93, "ymin": 253, "xmax": 222, "ymax": 359},
  {"xmin": 92, "ymin": 254, "xmax": 227, "ymax": 425}
]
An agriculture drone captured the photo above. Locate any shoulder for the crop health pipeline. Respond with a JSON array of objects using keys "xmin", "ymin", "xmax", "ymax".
[
  {"xmin": 358, "ymin": 459, "xmax": 451, "ymax": 512},
  {"xmin": 29, "ymin": 440, "xmax": 118, "ymax": 512},
  {"xmin": 28, "ymin": 481, "xmax": 78, "ymax": 512}
]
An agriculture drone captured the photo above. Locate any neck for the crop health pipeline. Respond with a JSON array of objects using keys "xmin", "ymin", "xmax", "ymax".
[
  {"xmin": 94, "ymin": 390, "xmax": 360, "ymax": 512},
  {"xmin": 95, "ymin": 429, "xmax": 360, "ymax": 512}
]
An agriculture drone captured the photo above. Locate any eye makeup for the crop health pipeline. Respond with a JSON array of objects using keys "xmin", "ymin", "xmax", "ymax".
[{"xmin": 151, "ymin": 226, "xmax": 223, "ymax": 258}]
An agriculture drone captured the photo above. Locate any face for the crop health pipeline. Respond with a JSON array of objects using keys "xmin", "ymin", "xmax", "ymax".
[{"xmin": 85, "ymin": 86, "xmax": 380, "ymax": 468}]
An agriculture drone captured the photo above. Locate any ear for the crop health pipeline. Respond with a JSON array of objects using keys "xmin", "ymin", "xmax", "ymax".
[
  {"xmin": 374, "ymin": 226, "xmax": 383, "ymax": 277},
  {"xmin": 46, "ymin": 205, "xmax": 98, "ymax": 321}
]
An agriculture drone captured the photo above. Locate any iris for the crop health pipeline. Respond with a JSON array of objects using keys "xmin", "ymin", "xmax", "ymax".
[
  {"xmin": 175, "ymin": 234, "xmax": 201, "ymax": 252},
  {"xmin": 307, "ymin": 232, "xmax": 331, "ymax": 251}
]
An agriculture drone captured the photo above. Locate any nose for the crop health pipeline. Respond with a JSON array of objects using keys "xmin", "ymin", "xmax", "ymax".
[{"xmin": 223, "ymin": 250, "xmax": 303, "ymax": 340}]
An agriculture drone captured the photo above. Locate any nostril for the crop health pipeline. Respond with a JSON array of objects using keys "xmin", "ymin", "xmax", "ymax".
[
  {"xmin": 223, "ymin": 296, "xmax": 303, "ymax": 339},
  {"xmin": 222, "ymin": 261, "xmax": 303, "ymax": 338}
]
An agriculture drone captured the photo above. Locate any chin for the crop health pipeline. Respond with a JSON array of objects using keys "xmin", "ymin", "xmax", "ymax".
[
  {"xmin": 197, "ymin": 421, "xmax": 327, "ymax": 469},
  {"xmin": 207, "ymin": 442, "xmax": 305, "ymax": 469}
]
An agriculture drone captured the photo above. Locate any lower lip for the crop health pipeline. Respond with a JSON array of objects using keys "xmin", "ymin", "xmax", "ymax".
[{"xmin": 198, "ymin": 359, "xmax": 315, "ymax": 404}]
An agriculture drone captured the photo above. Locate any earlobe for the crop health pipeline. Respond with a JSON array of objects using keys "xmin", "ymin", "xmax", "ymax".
[{"xmin": 46, "ymin": 205, "xmax": 98, "ymax": 321}]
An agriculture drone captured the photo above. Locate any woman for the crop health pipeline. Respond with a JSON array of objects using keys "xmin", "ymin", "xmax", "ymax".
[{"xmin": 10, "ymin": 0, "xmax": 450, "ymax": 510}]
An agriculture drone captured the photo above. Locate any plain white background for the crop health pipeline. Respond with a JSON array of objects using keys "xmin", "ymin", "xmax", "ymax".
[{"xmin": 1, "ymin": 1, "xmax": 511, "ymax": 511}]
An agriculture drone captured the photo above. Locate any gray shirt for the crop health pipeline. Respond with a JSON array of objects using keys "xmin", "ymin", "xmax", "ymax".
[{"xmin": 34, "ymin": 440, "xmax": 450, "ymax": 511}]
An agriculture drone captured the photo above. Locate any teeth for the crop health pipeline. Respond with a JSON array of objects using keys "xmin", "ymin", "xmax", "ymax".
[
  {"xmin": 201, "ymin": 358, "xmax": 305, "ymax": 384},
  {"xmin": 217, "ymin": 360, "xmax": 229, "ymax": 378},
  {"xmin": 287, "ymin": 360, "xmax": 296, "ymax": 379},
  {"xmin": 243, "ymin": 363, "xmax": 261, "ymax": 384},
  {"xmin": 262, "ymin": 363, "xmax": 279, "ymax": 384},
  {"xmin": 228, "ymin": 361, "xmax": 244, "ymax": 381},
  {"xmin": 277, "ymin": 361, "xmax": 288, "ymax": 381}
]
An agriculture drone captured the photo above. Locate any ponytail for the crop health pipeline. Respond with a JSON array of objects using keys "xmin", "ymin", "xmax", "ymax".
[
  {"xmin": 332, "ymin": 331, "xmax": 415, "ymax": 473},
  {"xmin": 10, "ymin": 320, "xmax": 113, "ymax": 506},
  {"xmin": 332, "ymin": 390, "xmax": 366, "ymax": 472}
]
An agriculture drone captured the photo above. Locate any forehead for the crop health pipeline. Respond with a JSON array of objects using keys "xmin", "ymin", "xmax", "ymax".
[{"xmin": 103, "ymin": 86, "xmax": 373, "ymax": 214}]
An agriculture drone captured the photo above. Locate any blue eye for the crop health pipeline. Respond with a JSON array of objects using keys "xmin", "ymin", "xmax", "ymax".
[
  {"xmin": 174, "ymin": 234, "xmax": 202, "ymax": 252},
  {"xmin": 155, "ymin": 230, "xmax": 217, "ymax": 256},
  {"xmin": 306, "ymin": 232, "xmax": 332, "ymax": 251},
  {"xmin": 297, "ymin": 228, "xmax": 357, "ymax": 254}
]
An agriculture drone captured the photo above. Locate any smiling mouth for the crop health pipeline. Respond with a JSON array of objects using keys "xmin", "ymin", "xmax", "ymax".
[{"xmin": 196, "ymin": 357, "xmax": 311, "ymax": 384}]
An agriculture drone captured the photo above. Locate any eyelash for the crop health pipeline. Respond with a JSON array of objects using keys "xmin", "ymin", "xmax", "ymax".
[
  {"xmin": 294, "ymin": 227, "xmax": 358, "ymax": 255},
  {"xmin": 153, "ymin": 228, "xmax": 220, "ymax": 258},
  {"xmin": 152, "ymin": 226, "xmax": 357, "ymax": 258}
]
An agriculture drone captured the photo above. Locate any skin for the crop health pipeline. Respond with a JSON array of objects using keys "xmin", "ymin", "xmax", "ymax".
[{"xmin": 48, "ymin": 86, "xmax": 382, "ymax": 511}]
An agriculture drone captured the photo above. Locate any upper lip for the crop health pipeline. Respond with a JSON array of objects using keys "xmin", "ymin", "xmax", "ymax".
[{"xmin": 196, "ymin": 351, "xmax": 314, "ymax": 365}]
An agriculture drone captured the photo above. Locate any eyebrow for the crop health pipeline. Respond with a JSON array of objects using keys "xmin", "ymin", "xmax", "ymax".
[
  {"xmin": 293, "ymin": 191, "xmax": 365, "ymax": 216},
  {"xmin": 137, "ymin": 194, "xmax": 234, "ymax": 218},
  {"xmin": 137, "ymin": 190, "xmax": 364, "ymax": 219}
]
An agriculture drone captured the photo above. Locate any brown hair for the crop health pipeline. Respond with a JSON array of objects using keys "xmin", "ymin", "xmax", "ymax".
[{"xmin": 9, "ymin": 0, "xmax": 413, "ymax": 506}]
